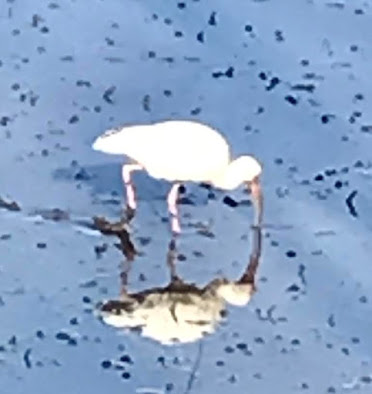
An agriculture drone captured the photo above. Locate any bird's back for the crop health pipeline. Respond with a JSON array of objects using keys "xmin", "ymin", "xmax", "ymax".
[{"xmin": 93, "ymin": 120, "xmax": 230, "ymax": 182}]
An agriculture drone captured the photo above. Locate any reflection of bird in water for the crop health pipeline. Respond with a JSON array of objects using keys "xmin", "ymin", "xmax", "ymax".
[
  {"xmin": 95, "ymin": 217, "xmax": 262, "ymax": 345},
  {"xmin": 92, "ymin": 120, "xmax": 263, "ymax": 234}
]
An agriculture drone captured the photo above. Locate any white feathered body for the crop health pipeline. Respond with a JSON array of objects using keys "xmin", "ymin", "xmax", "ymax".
[{"xmin": 93, "ymin": 120, "xmax": 230, "ymax": 183}]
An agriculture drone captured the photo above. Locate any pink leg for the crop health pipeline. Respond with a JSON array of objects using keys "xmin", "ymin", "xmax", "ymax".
[
  {"xmin": 122, "ymin": 164, "xmax": 143, "ymax": 210},
  {"xmin": 167, "ymin": 183, "xmax": 181, "ymax": 234}
]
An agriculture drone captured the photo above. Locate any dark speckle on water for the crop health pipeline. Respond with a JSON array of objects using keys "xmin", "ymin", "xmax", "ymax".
[
  {"xmin": 228, "ymin": 374, "xmax": 237, "ymax": 383},
  {"xmin": 266, "ymin": 76, "xmax": 280, "ymax": 91},
  {"xmin": 224, "ymin": 345, "xmax": 235, "ymax": 353},
  {"xmin": 0, "ymin": 196, "xmax": 21, "ymax": 211},
  {"xmin": 68, "ymin": 338, "xmax": 77, "ymax": 346},
  {"xmin": 121, "ymin": 372, "xmax": 131, "ymax": 380},
  {"xmin": 74, "ymin": 167, "xmax": 91, "ymax": 181},
  {"xmin": 142, "ymin": 94, "xmax": 151, "ymax": 112},
  {"xmin": 274, "ymin": 158, "xmax": 283, "ymax": 165},
  {"xmin": 76, "ymin": 80, "xmax": 91, "ymax": 87},
  {"xmin": 177, "ymin": 253, "xmax": 187, "ymax": 262},
  {"xmin": 285, "ymin": 95, "xmax": 298, "ymax": 105},
  {"xmin": 275, "ymin": 29, "xmax": 284, "ymax": 42},
  {"xmin": 94, "ymin": 243, "xmax": 108, "ymax": 258},
  {"xmin": 103, "ymin": 86, "xmax": 116, "ymax": 104},
  {"xmin": 70, "ymin": 317, "xmax": 79, "ymax": 325},
  {"xmin": 291, "ymin": 83, "xmax": 315, "ymax": 93},
  {"xmin": 254, "ymin": 337, "xmax": 265, "ymax": 344},
  {"xmin": 223, "ymin": 196, "xmax": 239, "ymax": 208},
  {"xmin": 190, "ymin": 107, "xmax": 202, "ymax": 116},
  {"xmin": 1, "ymin": 116, "xmax": 11, "ymax": 127},
  {"xmin": 79, "ymin": 279, "xmax": 98, "ymax": 289},
  {"xmin": 137, "ymin": 236, "xmax": 151, "ymax": 246},
  {"xmin": 208, "ymin": 12, "xmax": 217, "ymax": 26},
  {"xmin": 360, "ymin": 376, "xmax": 372, "ymax": 384},
  {"xmin": 82, "ymin": 295, "xmax": 92, "ymax": 304},
  {"xmin": 101, "ymin": 360, "xmax": 112, "ymax": 369},
  {"xmin": 321, "ymin": 114, "xmax": 334, "ymax": 124},
  {"xmin": 325, "ymin": 168, "xmax": 337, "ymax": 176},
  {"xmin": 178, "ymin": 196, "xmax": 194, "ymax": 205},
  {"xmin": 286, "ymin": 250, "xmax": 296, "ymax": 258},
  {"xmin": 258, "ymin": 71, "xmax": 267, "ymax": 80},
  {"xmin": 120, "ymin": 354, "xmax": 133, "ymax": 364},
  {"xmin": 360, "ymin": 125, "xmax": 372, "ymax": 133},
  {"xmin": 55, "ymin": 331, "xmax": 71, "ymax": 341},
  {"xmin": 327, "ymin": 314, "xmax": 336, "ymax": 327},
  {"xmin": 225, "ymin": 67, "xmax": 234, "ymax": 78},
  {"xmin": 23, "ymin": 348, "xmax": 32, "ymax": 368},
  {"xmin": 359, "ymin": 295, "xmax": 368, "ymax": 304},
  {"xmin": 196, "ymin": 31, "xmax": 204, "ymax": 43},
  {"xmin": 345, "ymin": 190, "xmax": 358, "ymax": 217},
  {"xmin": 286, "ymin": 283, "xmax": 301, "ymax": 292},
  {"xmin": 157, "ymin": 356, "xmax": 166, "ymax": 366},
  {"xmin": 68, "ymin": 115, "xmax": 79, "ymax": 124},
  {"xmin": 212, "ymin": 67, "xmax": 234, "ymax": 79},
  {"xmin": 341, "ymin": 347, "xmax": 350, "ymax": 356}
]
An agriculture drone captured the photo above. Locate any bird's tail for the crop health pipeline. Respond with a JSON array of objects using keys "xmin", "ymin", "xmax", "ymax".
[{"xmin": 92, "ymin": 129, "xmax": 124, "ymax": 154}]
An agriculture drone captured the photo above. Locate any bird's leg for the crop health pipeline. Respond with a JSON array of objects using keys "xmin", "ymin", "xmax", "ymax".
[
  {"xmin": 167, "ymin": 237, "xmax": 179, "ymax": 281},
  {"xmin": 250, "ymin": 176, "xmax": 263, "ymax": 228},
  {"xmin": 122, "ymin": 163, "xmax": 142, "ymax": 220},
  {"xmin": 119, "ymin": 259, "xmax": 131, "ymax": 298},
  {"xmin": 167, "ymin": 183, "xmax": 182, "ymax": 234}
]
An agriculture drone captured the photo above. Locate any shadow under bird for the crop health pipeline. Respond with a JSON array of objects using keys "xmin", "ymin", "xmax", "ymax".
[{"xmin": 92, "ymin": 120, "xmax": 263, "ymax": 234}]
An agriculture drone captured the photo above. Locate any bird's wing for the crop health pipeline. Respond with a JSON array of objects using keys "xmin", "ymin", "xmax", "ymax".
[
  {"xmin": 138, "ymin": 121, "xmax": 231, "ymax": 182},
  {"xmin": 95, "ymin": 120, "xmax": 230, "ymax": 182}
]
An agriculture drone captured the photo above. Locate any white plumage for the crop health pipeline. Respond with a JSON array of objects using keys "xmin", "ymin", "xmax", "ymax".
[{"xmin": 92, "ymin": 120, "xmax": 263, "ymax": 233}]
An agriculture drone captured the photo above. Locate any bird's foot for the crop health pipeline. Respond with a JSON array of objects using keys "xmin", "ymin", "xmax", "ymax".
[{"xmin": 93, "ymin": 216, "xmax": 129, "ymax": 234}]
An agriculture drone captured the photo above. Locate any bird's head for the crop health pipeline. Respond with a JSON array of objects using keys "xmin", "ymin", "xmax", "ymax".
[
  {"xmin": 216, "ymin": 155, "xmax": 262, "ymax": 190},
  {"xmin": 234, "ymin": 155, "xmax": 262, "ymax": 185},
  {"xmin": 213, "ymin": 155, "xmax": 263, "ymax": 226}
]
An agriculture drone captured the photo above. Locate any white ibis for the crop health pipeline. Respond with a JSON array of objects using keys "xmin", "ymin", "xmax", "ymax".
[{"xmin": 92, "ymin": 120, "xmax": 263, "ymax": 233}]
